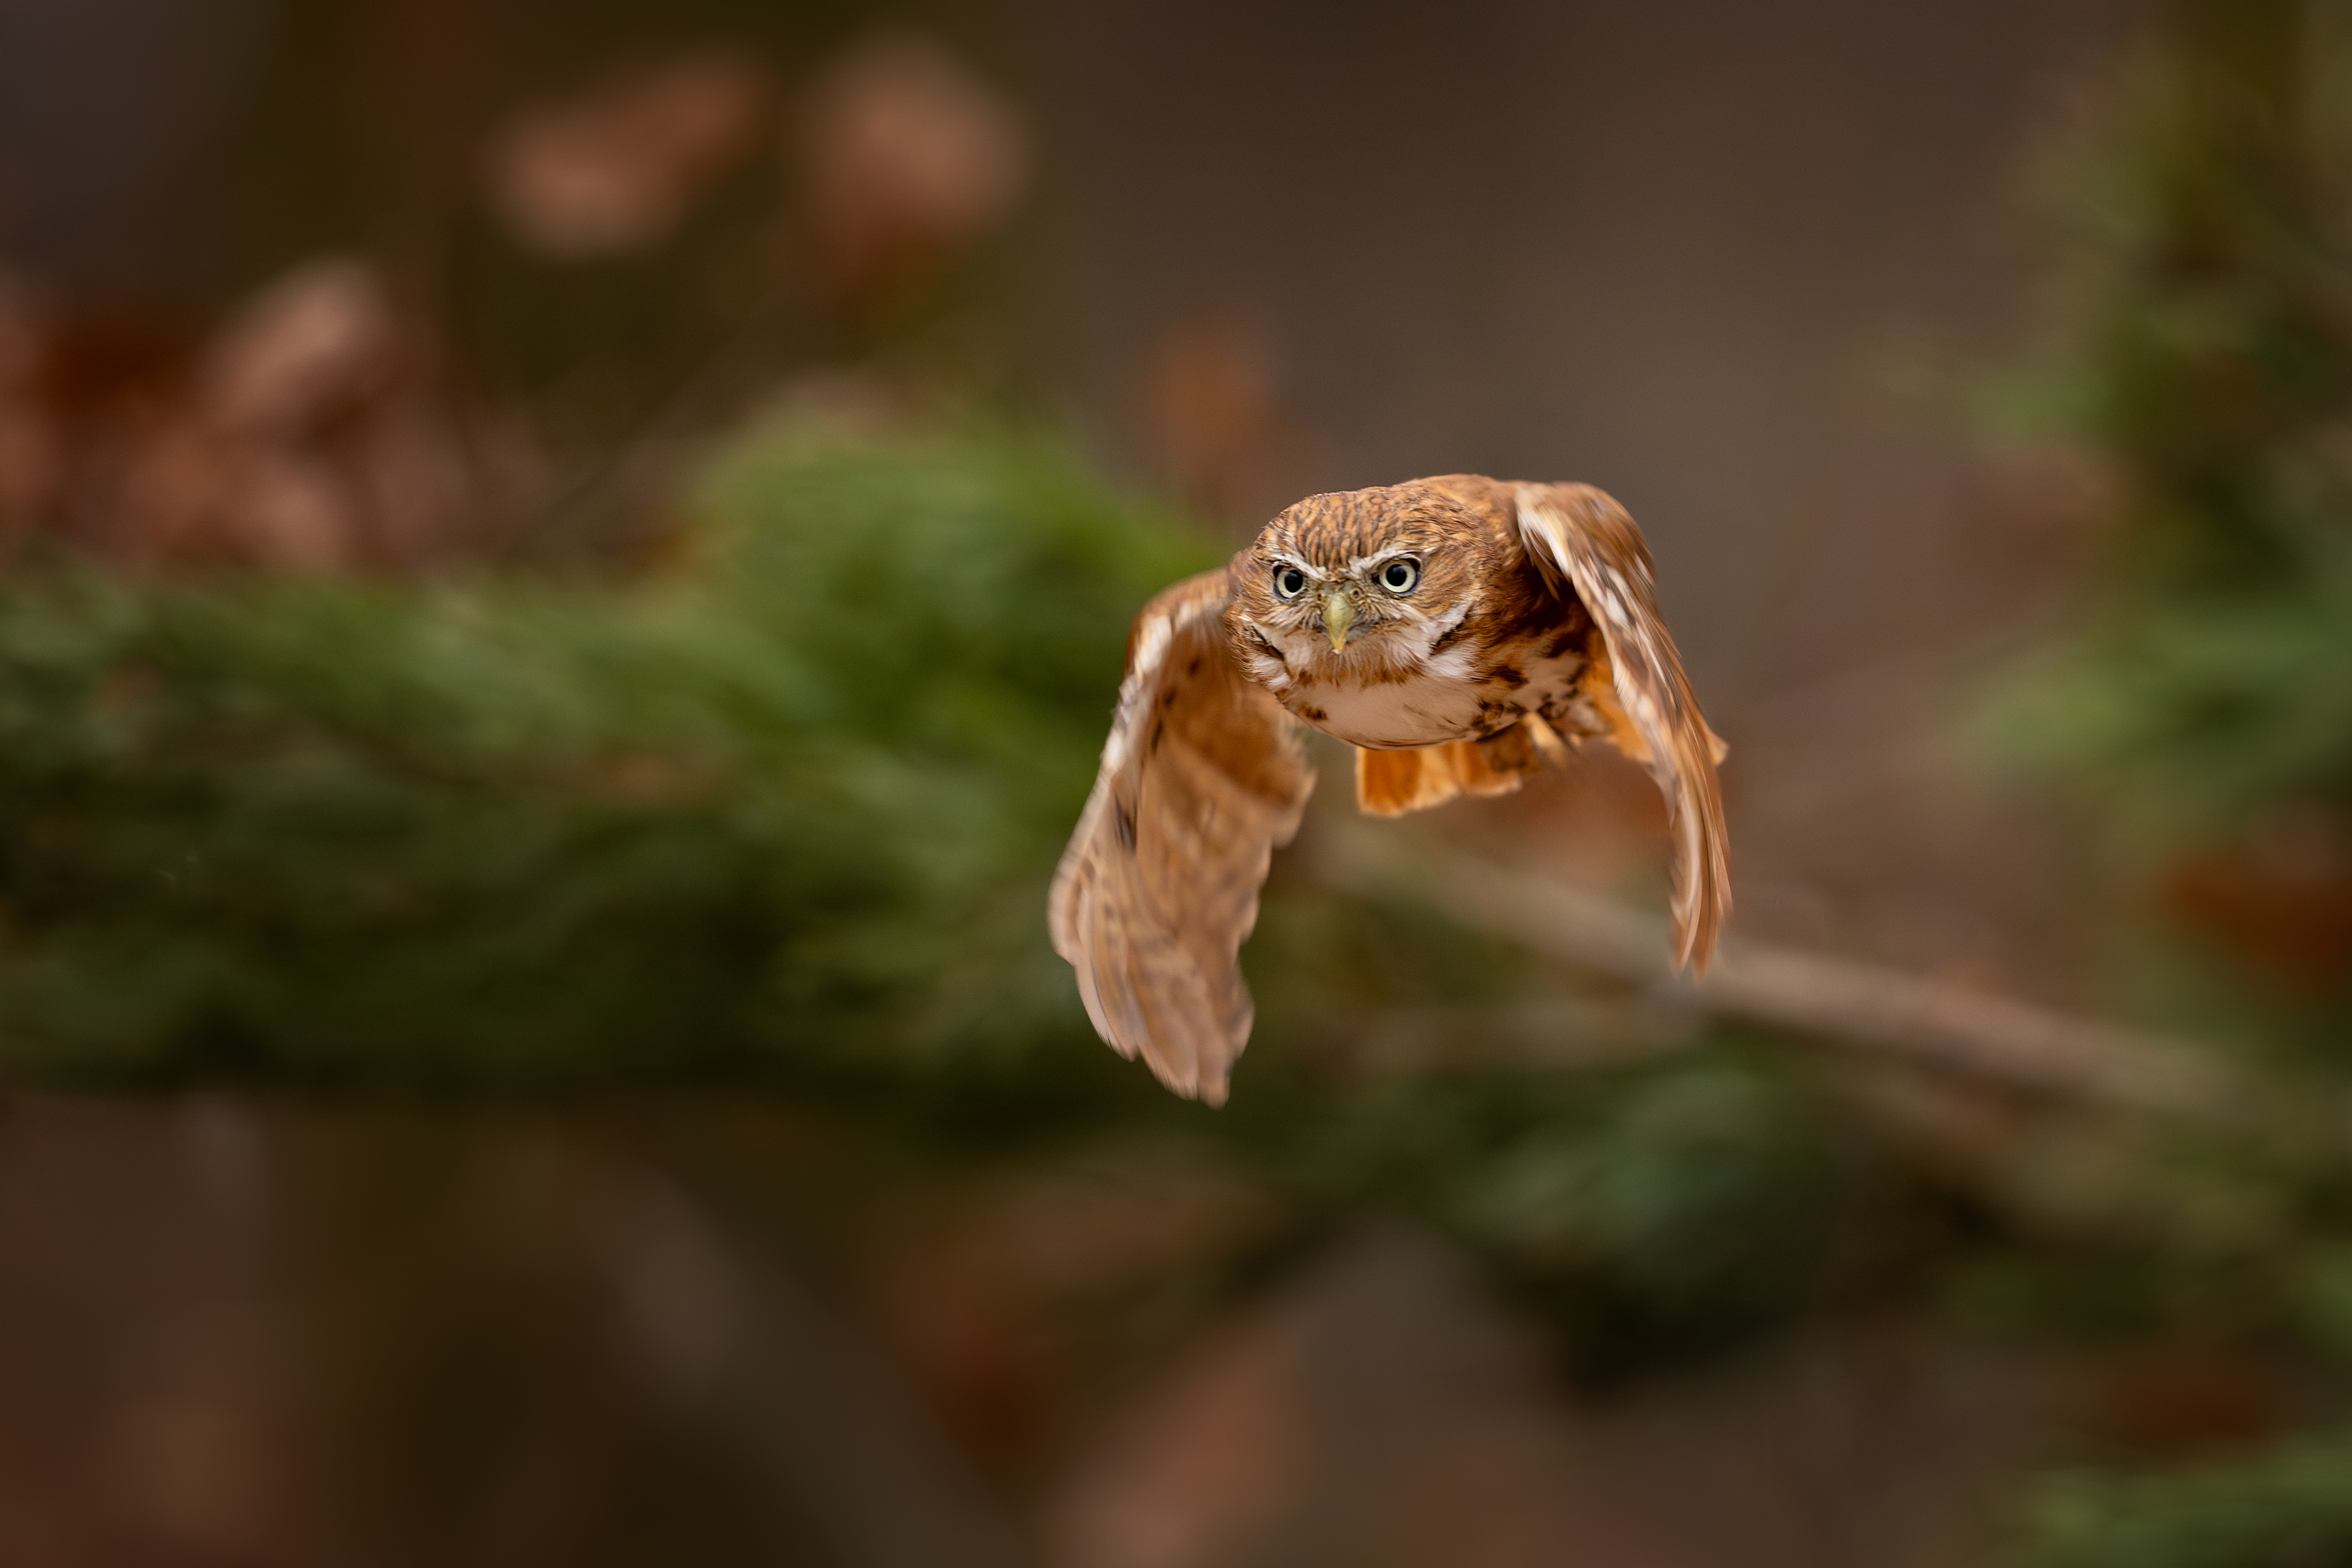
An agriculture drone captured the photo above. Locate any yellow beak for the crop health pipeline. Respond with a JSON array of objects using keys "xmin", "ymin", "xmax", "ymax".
[{"xmin": 1321, "ymin": 590, "xmax": 1356, "ymax": 651}]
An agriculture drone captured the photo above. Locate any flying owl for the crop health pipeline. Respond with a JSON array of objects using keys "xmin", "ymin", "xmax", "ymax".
[{"xmin": 1050, "ymin": 476, "xmax": 1730, "ymax": 1104}]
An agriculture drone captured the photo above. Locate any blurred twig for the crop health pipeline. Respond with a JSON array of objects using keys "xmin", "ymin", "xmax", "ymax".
[{"xmin": 1329, "ymin": 830, "xmax": 2243, "ymax": 1120}]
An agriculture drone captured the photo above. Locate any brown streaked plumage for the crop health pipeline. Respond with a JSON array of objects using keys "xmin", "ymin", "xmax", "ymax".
[{"xmin": 1051, "ymin": 475, "xmax": 1729, "ymax": 1103}]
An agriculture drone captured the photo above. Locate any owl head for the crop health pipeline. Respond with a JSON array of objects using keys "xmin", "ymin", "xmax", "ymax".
[{"xmin": 1226, "ymin": 479, "xmax": 1507, "ymax": 670}]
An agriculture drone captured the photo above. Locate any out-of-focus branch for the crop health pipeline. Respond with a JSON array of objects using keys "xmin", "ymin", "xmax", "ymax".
[{"xmin": 1327, "ymin": 832, "xmax": 2244, "ymax": 1120}]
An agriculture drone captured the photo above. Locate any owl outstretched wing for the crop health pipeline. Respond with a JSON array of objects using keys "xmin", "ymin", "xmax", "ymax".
[
  {"xmin": 1514, "ymin": 482, "xmax": 1732, "ymax": 972},
  {"xmin": 1050, "ymin": 567, "xmax": 1317, "ymax": 1104}
]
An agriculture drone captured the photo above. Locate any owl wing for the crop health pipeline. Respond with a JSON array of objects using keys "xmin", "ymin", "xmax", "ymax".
[
  {"xmin": 1513, "ymin": 482, "xmax": 1732, "ymax": 972},
  {"xmin": 1050, "ymin": 567, "xmax": 1316, "ymax": 1104}
]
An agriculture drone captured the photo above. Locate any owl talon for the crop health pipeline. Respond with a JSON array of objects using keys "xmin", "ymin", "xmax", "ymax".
[{"xmin": 1521, "ymin": 712, "xmax": 1572, "ymax": 767}]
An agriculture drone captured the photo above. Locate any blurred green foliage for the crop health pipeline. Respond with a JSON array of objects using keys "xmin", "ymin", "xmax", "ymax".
[
  {"xmin": 1443, "ymin": 1058, "xmax": 1854, "ymax": 1339},
  {"xmin": 1985, "ymin": 555, "xmax": 2352, "ymax": 853},
  {"xmin": 0, "ymin": 423, "xmax": 1214, "ymax": 1085},
  {"xmin": 1983, "ymin": 0, "xmax": 2352, "ymax": 1560},
  {"xmin": 1978, "ymin": 0, "xmax": 2352, "ymax": 852},
  {"xmin": 2021, "ymin": 1439, "xmax": 2352, "ymax": 1568}
]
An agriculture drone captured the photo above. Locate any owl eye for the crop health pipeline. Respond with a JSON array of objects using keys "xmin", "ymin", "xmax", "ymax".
[
  {"xmin": 1378, "ymin": 557, "xmax": 1421, "ymax": 594},
  {"xmin": 1273, "ymin": 566, "xmax": 1307, "ymax": 599}
]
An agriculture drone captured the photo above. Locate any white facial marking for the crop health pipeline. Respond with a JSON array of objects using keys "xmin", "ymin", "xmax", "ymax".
[
  {"xmin": 1423, "ymin": 594, "xmax": 1474, "ymax": 640},
  {"xmin": 1423, "ymin": 644, "xmax": 1480, "ymax": 682},
  {"xmin": 1343, "ymin": 544, "xmax": 1420, "ymax": 574}
]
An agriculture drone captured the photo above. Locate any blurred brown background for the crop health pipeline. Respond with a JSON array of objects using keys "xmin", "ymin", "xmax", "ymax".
[{"xmin": 9, "ymin": 2, "xmax": 2292, "ymax": 1566}]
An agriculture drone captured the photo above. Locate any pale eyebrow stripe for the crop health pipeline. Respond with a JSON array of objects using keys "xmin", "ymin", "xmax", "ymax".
[{"xmin": 1345, "ymin": 545, "xmax": 1421, "ymax": 573}]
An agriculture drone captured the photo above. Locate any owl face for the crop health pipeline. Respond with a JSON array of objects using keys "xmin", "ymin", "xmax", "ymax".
[{"xmin": 1227, "ymin": 481, "xmax": 1505, "ymax": 680}]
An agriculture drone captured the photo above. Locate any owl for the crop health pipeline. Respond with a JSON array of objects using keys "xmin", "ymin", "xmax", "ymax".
[{"xmin": 1051, "ymin": 476, "xmax": 1729, "ymax": 1103}]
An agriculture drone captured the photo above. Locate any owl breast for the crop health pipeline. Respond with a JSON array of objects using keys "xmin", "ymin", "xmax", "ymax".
[{"xmin": 1243, "ymin": 620, "xmax": 1591, "ymax": 751}]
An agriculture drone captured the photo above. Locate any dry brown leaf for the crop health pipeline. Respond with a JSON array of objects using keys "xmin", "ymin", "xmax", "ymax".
[
  {"xmin": 487, "ymin": 51, "xmax": 771, "ymax": 260},
  {"xmin": 800, "ymin": 32, "xmax": 1029, "ymax": 309}
]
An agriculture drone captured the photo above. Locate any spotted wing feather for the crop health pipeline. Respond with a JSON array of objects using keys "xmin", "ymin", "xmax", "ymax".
[
  {"xmin": 1050, "ymin": 568, "xmax": 1316, "ymax": 1104},
  {"xmin": 1514, "ymin": 483, "xmax": 1731, "ymax": 971}
]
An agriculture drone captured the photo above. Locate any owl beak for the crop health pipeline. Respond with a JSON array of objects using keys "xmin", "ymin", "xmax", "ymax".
[{"xmin": 1321, "ymin": 591, "xmax": 1357, "ymax": 651}]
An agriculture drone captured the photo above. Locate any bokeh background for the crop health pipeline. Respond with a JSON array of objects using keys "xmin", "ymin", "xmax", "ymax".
[{"xmin": 1, "ymin": 0, "xmax": 2350, "ymax": 1563}]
